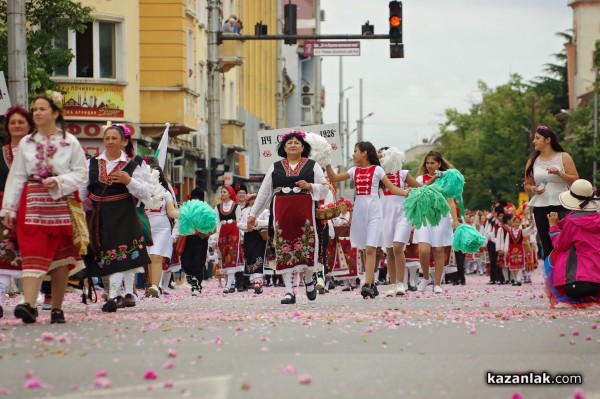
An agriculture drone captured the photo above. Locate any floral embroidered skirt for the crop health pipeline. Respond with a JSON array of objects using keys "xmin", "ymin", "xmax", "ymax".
[
  {"xmin": 272, "ymin": 193, "xmax": 317, "ymax": 273},
  {"xmin": 243, "ymin": 230, "xmax": 266, "ymax": 275},
  {"xmin": 0, "ymin": 192, "xmax": 21, "ymax": 276},
  {"xmin": 83, "ymin": 196, "xmax": 151, "ymax": 277}
]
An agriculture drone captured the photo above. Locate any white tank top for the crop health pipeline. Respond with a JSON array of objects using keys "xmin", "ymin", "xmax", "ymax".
[{"xmin": 528, "ymin": 152, "xmax": 568, "ymax": 207}]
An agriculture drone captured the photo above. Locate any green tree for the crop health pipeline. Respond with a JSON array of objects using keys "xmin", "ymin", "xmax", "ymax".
[
  {"xmin": 439, "ymin": 75, "xmax": 557, "ymax": 210},
  {"xmin": 563, "ymin": 39, "xmax": 600, "ymax": 184},
  {"xmin": 0, "ymin": 0, "xmax": 92, "ymax": 100}
]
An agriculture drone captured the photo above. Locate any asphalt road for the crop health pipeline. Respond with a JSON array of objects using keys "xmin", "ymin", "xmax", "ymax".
[{"xmin": 0, "ymin": 272, "xmax": 598, "ymax": 399}]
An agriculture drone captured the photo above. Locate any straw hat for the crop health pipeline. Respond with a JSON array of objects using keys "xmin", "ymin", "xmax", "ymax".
[{"xmin": 558, "ymin": 179, "xmax": 599, "ymax": 211}]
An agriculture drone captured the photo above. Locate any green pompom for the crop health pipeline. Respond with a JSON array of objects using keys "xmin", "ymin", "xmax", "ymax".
[
  {"xmin": 179, "ymin": 200, "xmax": 217, "ymax": 235},
  {"xmin": 452, "ymin": 224, "xmax": 486, "ymax": 253},
  {"xmin": 404, "ymin": 185, "xmax": 451, "ymax": 228},
  {"xmin": 434, "ymin": 169, "xmax": 465, "ymax": 199}
]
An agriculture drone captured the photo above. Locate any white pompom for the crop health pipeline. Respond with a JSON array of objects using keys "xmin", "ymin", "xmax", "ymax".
[
  {"xmin": 380, "ymin": 147, "xmax": 405, "ymax": 173},
  {"xmin": 145, "ymin": 169, "xmax": 167, "ymax": 210},
  {"xmin": 304, "ymin": 132, "xmax": 333, "ymax": 168}
]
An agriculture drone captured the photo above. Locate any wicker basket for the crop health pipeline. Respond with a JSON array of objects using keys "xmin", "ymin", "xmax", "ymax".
[{"xmin": 315, "ymin": 204, "xmax": 341, "ymax": 220}]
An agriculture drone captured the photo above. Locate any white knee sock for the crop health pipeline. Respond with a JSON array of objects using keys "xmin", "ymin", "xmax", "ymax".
[
  {"xmin": 109, "ymin": 272, "xmax": 124, "ymax": 298},
  {"xmin": 408, "ymin": 265, "xmax": 418, "ymax": 286},
  {"xmin": 283, "ymin": 272, "xmax": 294, "ymax": 295},
  {"xmin": 250, "ymin": 273, "xmax": 263, "ymax": 285},
  {"xmin": 502, "ymin": 268, "xmax": 509, "ymax": 281},
  {"xmin": 0, "ymin": 274, "xmax": 11, "ymax": 306},
  {"xmin": 303, "ymin": 269, "xmax": 314, "ymax": 292},
  {"xmin": 123, "ymin": 271, "xmax": 135, "ymax": 295},
  {"xmin": 161, "ymin": 271, "xmax": 172, "ymax": 289},
  {"xmin": 226, "ymin": 273, "xmax": 235, "ymax": 289}
]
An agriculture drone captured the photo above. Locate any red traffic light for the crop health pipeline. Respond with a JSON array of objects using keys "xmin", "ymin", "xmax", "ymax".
[{"xmin": 390, "ymin": 16, "xmax": 401, "ymax": 27}]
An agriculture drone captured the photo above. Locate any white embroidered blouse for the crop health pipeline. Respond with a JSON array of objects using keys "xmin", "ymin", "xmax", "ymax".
[{"xmin": 1, "ymin": 132, "xmax": 88, "ymax": 218}]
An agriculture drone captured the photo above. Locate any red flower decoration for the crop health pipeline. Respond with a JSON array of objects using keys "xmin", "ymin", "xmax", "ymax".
[
  {"xmin": 263, "ymin": 150, "xmax": 272, "ymax": 157},
  {"xmin": 331, "ymin": 144, "xmax": 338, "ymax": 150}
]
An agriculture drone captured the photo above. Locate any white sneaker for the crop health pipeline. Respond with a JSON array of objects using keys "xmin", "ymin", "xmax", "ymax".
[
  {"xmin": 433, "ymin": 285, "xmax": 443, "ymax": 294},
  {"xmin": 385, "ymin": 287, "xmax": 396, "ymax": 297},
  {"xmin": 417, "ymin": 277, "xmax": 431, "ymax": 292},
  {"xmin": 395, "ymin": 283, "xmax": 406, "ymax": 296},
  {"xmin": 148, "ymin": 285, "xmax": 160, "ymax": 298}
]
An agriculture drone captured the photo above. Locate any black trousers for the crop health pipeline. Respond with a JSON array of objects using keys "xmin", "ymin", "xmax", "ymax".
[
  {"xmin": 532, "ymin": 205, "xmax": 569, "ymax": 260},
  {"xmin": 180, "ymin": 235, "xmax": 209, "ymax": 285},
  {"xmin": 316, "ymin": 221, "xmax": 329, "ymax": 276},
  {"xmin": 487, "ymin": 241, "xmax": 503, "ymax": 283}
]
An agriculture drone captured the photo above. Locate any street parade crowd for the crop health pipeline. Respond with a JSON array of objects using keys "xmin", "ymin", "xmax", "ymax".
[{"xmin": 1, "ymin": 92, "xmax": 600, "ymax": 325}]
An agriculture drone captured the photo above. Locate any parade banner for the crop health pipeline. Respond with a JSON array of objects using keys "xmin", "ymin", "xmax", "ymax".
[
  {"xmin": 257, "ymin": 123, "xmax": 342, "ymax": 173},
  {"xmin": 0, "ymin": 72, "xmax": 11, "ymax": 115},
  {"xmin": 58, "ymin": 83, "xmax": 125, "ymax": 119}
]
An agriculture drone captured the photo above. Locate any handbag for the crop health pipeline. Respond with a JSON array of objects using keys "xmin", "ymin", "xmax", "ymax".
[{"xmin": 67, "ymin": 197, "xmax": 90, "ymax": 255}]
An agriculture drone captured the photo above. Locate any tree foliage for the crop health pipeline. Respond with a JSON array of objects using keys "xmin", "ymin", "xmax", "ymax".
[
  {"xmin": 0, "ymin": 0, "xmax": 92, "ymax": 100},
  {"xmin": 439, "ymin": 76, "xmax": 558, "ymax": 210}
]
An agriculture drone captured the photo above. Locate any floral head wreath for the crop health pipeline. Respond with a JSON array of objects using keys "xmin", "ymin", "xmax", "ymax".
[
  {"xmin": 280, "ymin": 129, "xmax": 306, "ymax": 142},
  {"xmin": 45, "ymin": 90, "xmax": 64, "ymax": 109},
  {"xmin": 104, "ymin": 121, "xmax": 132, "ymax": 137}
]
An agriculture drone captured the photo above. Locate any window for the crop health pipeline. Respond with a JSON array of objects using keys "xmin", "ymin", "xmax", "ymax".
[{"xmin": 53, "ymin": 19, "xmax": 122, "ymax": 80}]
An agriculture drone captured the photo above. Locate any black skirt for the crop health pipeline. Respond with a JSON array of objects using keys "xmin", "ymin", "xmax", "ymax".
[{"xmin": 244, "ymin": 230, "xmax": 266, "ymax": 275}]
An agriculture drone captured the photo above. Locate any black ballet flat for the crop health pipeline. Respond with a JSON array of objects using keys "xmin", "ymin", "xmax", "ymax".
[{"xmin": 281, "ymin": 292, "xmax": 296, "ymax": 304}]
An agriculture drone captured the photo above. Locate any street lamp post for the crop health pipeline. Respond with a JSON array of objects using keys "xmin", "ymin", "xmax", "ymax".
[{"xmin": 356, "ymin": 111, "xmax": 374, "ymax": 145}]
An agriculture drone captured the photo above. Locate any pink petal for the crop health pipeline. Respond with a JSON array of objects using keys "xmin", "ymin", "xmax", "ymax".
[
  {"xmin": 573, "ymin": 388, "xmax": 586, "ymax": 399},
  {"xmin": 240, "ymin": 382, "xmax": 251, "ymax": 391},
  {"xmin": 164, "ymin": 380, "xmax": 174, "ymax": 389},
  {"xmin": 41, "ymin": 332, "xmax": 55, "ymax": 342},
  {"xmin": 163, "ymin": 361, "xmax": 175, "ymax": 369},
  {"xmin": 23, "ymin": 370, "xmax": 35, "ymax": 379},
  {"xmin": 214, "ymin": 336, "xmax": 222, "ymax": 345},
  {"xmin": 95, "ymin": 369, "xmax": 108, "ymax": 378},
  {"xmin": 482, "ymin": 301, "xmax": 489, "ymax": 307},
  {"xmin": 143, "ymin": 370, "xmax": 158, "ymax": 380},
  {"xmin": 24, "ymin": 378, "xmax": 43, "ymax": 389},
  {"xmin": 94, "ymin": 377, "xmax": 112, "ymax": 389},
  {"xmin": 592, "ymin": 324, "xmax": 598, "ymax": 330},
  {"xmin": 167, "ymin": 348, "xmax": 177, "ymax": 358},
  {"xmin": 283, "ymin": 364, "xmax": 297, "ymax": 375},
  {"xmin": 298, "ymin": 374, "xmax": 312, "ymax": 385},
  {"xmin": 572, "ymin": 330, "xmax": 580, "ymax": 336},
  {"xmin": 511, "ymin": 393, "xmax": 523, "ymax": 399},
  {"xmin": 586, "ymin": 335, "xmax": 593, "ymax": 341},
  {"xmin": 569, "ymin": 340, "xmax": 576, "ymax": 345},
  {"xmin": 0, "ymin": 387, "xmax": 10, "ymax": 395}
]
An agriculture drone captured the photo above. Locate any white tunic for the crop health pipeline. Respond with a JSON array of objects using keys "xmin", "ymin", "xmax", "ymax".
[
  {"xmin": 527, "ymin": 152, "xmax": 568, "ymax": 208},
  {"xmin": 412, "ymin": 174, "xmax": 453, "ymax": 247},
  {"xmin": 145, "ymin": 191, "xmax": 175, "ymax": 258},
  {"xmin": 348, "ymin": 165, "xmax": 386, "ymax": 249},
  {"xmin": 1, "ymin": 132, "xmax": 88, "ymax": 218},
  {"xmin": 379, "ymin": 170, "xmax": 411, "ymax": 248}
]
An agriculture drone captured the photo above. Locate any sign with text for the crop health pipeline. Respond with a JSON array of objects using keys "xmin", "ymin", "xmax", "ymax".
[
  {"xmin": 0, "ymin": 72, "xmax": 11, "ymax": 115},
  {"xmin": 303, "ymin": 41, "xmax": 360, "ymax": 57},
  {"xmin": 58, "ymin": 83, "xmax": 125, "ymax": 119},
  {"xmin": 257, "ymin": 123, "xmax": 341, "ymax": 173},
  {"xmin": 64, "ymin": 122, "xmax": 140, "ymax": 139}
]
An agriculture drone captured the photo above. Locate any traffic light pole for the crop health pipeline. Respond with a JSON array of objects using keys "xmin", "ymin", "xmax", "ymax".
[
  {"xmin": 207, "ymin": 0, "xmax": 222, "ymax": 200},
  {"xmin": 221, "ymin": 34, "xmax": 391, "ymax": 41}
]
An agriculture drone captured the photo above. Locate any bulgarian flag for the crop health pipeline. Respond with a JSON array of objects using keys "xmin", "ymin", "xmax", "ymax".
[{"xmin": 154, "ymin": 122, "xmax": 170, "ymax": 169}]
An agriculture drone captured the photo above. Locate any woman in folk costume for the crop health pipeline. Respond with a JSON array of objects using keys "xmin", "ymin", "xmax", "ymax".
[
  {"xmin": 377, "ymin": 147, "xmax": 421, "ymax": 297},
  {"xmin": 81, "ymin": 123, "xmax": 153, "ymax": 312},
  {"xmin": 414, "ymin": 151, "xmax": 459, "ymax": 294},
  {"xmin": 247, "ymin": 130, "xmax": 329, "ymax": 304},
  {"xmin": 497, "ymin": 214, "xmax": 536, "ymax": 286},
  {"xmin": 237, "ymin": 193, "xmax": 269, "ymax": 294},
  {"xmin": 545, "ymin": 179, "xmax": 600, "ymax": 308},
  {"xmin": 1, "ymin": 92, "xmax": 88, "ymax": 324},
  {"xmin": 216, "ymin": 184, "xmax": 243, "ymax": 293},
  {"xmin": 0, "ymin": 106, "xmax": 35, "ymax": 318},
  {"xmin": 326, "ymin": 142, "xmax": 410, "ymax": 299},
  {"xmin": 330, "ymin": 198, "xmax": 359, "ymax": 291}
]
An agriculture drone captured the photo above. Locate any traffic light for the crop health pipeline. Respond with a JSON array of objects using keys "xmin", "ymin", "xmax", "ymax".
[
  {"xmin": 389, "ymin": 1, "xmax": 402, "ymax": 44},
  {"xmin": 195, "ymin": 159, "xmax": 207, "ymax": 192},
  {"xmin": 389, "ymin": 1, "xmax": 404, "ymax": 58},
  {"xmin": 284, "ymin": 2, "xmax": 297, "ymax": 45},
  {"xmin": 255, "ymin": 21, "xmax": 268, "ymax": 35},
  {"xmin": 362, "ymin": 21, "xmax": 374, "ymax": 36},
  {"xmin": 210, "ymin": 157, "xmax": 226, "ymax": 191}
]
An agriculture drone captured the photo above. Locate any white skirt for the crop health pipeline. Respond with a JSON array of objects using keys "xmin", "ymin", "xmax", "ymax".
[
  {"xmin": 350, "ymin": 195, "xmax": 382, "ymax": 250},
  {"xmin": 146, "ymin": 215, "xmax": 174, "ymax": 258},
  {"xmin": 413, "ymin": 216, "xmax": 453, "ymax": 247},
  {"xmin": 379, "ymin": 195, "xmax": 411, "ymax": 248}
]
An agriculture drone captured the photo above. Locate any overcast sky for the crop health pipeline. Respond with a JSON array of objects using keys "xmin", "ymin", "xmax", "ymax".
[{"xmin": 320, "ymin": 0, "xmax": 572, "ymax": 152}]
